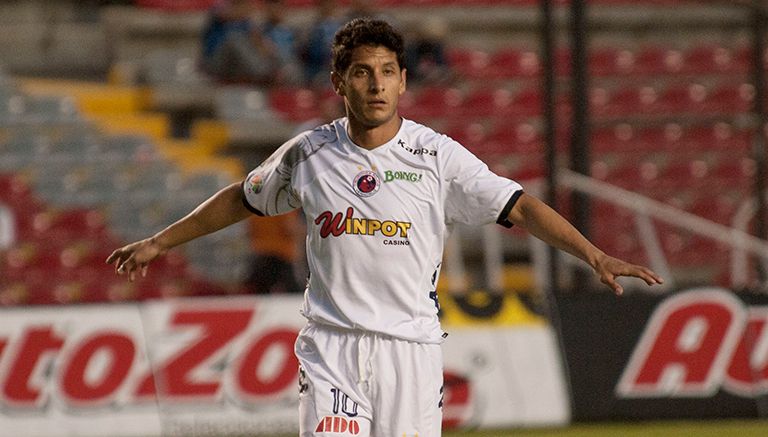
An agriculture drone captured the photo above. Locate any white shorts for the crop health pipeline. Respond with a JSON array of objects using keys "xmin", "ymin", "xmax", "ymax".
[{"xmin": 295, "ymin": 321, "xmax": 444, "ymax": 437}]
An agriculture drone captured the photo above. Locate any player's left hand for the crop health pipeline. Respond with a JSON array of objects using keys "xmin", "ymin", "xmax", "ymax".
[
  {"xmin": 593, "ymin": 253, "xmax": 664, "ymax": 296},
  {"xmin": 105, "ymin": 237, "xmax": 166, "ymax": 282}
]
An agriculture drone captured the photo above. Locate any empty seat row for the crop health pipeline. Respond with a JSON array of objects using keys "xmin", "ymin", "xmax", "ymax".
[
  {"xmin": 590, "ymin": 121, "xmax": 754, "ymax": 153},
  {"xmin": 447, "ymin": 43, "xmax": 766, "ymax": 80},
  {"xmin": 264, "ymin": 80, "xmax": 763, "ymax": 125},
  {"xmin": 591, "ymin": 82, "xmax": 760, "ymax": 119},
  {"xmin": 440, "ymin": 118, "xmax": 756, "ymax": 157}
]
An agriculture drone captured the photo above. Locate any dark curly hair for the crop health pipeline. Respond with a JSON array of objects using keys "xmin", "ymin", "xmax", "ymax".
[{"xmin": 331, "ymin": 18, "xmax": 405, "ymax": 74}]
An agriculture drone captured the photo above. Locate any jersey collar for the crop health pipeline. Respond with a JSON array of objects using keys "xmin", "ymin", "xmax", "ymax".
[{"xmin": 335, "ymin": 117, "xmax": 406, "ymax": 156}]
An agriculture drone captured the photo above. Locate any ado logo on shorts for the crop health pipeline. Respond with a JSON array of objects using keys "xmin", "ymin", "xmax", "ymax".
[{"xmin": 315, "ymin": 416, "xmax": 361, "ymax": 434}]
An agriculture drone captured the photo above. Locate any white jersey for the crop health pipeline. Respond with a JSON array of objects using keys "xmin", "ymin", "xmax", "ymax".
[{"xmin": 242, "ymin": 117, "xmax": 523, "ymax": 344}]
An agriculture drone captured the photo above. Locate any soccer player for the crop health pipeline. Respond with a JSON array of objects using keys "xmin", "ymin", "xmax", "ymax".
[{"xmin": 107, "ymin": 18, "xmax": 663, "ymax": 437}]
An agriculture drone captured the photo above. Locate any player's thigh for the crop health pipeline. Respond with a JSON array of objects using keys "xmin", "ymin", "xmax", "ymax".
[
  {"xmin": 295, "ymin": 324, "xmax": 373, "ymax": 436},
  {"xmin": 372, "ymin": 340, "xmax": 443, "ymax": 437},
  {"xmin": 298, "ymin": 365, "xmax": 372, "ymax": 437}
]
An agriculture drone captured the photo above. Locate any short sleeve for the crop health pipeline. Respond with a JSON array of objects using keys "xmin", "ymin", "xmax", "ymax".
[
  {"xmin": 442, "ymin": 139, "xmax": 523, "ymax": 227},
  {"xmin": 242, "ymin": 139, "xmax": 302, "ymax": 216}
]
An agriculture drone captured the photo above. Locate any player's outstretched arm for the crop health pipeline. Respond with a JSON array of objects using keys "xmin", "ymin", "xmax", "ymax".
[
  {"xmin": 106, "ymin": 182, "xmax": 251, "ymax": 281},
  {"xmin": 506, "ymin": 192, "xmax": 664, "ymax": 295}
]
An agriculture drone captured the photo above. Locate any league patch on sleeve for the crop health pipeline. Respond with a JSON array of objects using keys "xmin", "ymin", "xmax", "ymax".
[{"xmin": 248, "ymin": 173, "xmax": 264, "ymax": 194}]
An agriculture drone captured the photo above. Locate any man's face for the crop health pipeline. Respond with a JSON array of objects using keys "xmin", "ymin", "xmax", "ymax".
[{"xmin": 333, "ymin": 45, "xmax": 406, "ymax": 129}]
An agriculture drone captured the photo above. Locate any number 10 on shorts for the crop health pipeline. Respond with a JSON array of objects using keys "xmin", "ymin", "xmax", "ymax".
[{"xmin": 331, "ymin": 387, "xmax": 359, "ymax": 417}]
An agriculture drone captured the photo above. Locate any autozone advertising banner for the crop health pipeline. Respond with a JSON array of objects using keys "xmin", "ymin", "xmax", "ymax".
[
  {"xmin": 558, "ymin": 286, "xmax": 768, "ymax": 421},
  {"xmin": 0, "ymin": 296, "xmax": 568, "ymax": 436}
]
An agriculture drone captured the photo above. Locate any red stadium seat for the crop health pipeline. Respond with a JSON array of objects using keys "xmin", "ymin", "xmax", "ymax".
[
  {"xmin": 594, "ymin": 157, "xmax": 664, "ymax": 193},
  {"xmin": 0, "ymin": 281, "xmax": 32, "ymax": 306},
  {"xmin": 682, "ymin": 44, "xmax": 743, "ymax": 74},
  {"xmin": 731, "ymin": 44, "xmax": 765, "ymax": 72},
  {"xmin": 487, "ymin": 48, "xmax": 541, "ymax": 78},
  {"xmin": 134, "ymin": 0, "xmax": 215, "ymax": 11},
  {"xmin": 103, "ymin": 280, "xmax": 140, "ymax": 303},
  {"xmin": 590, "ymin": 126, "xmax": 626, "ymax": 153},
  {"xmin": 269, "ymin": 87, "xmax": 320, "ymax": 122},
  {"xmin": 18, "ymin": 272, "xmax": 59, "ymax": 305},
  {"xmin": 495, "ymin": 122, "xmax": 544, "ymax": 154},
  {"xmin": 706, "ymin": 82, "xmax": 755, "ymax": 114},
  {"xmin": 446, "ymin": 48, "xmax": 491, "ymax": 79},
  {"xmin": 28, "ymin": 208, "xmax": 109, "ymax": 241},
  {"xmin": 656, "ymin": 222, "xmax": 727, "ymax": 268},
  {"xmin": 596, "ymin": 85, "xmax": 662, "ymax": 118},
  {"xmin": 591, "ymin": 203, "xmax": 644, "ymax": 262},
  {"xmin": 710, "ymin": 157, "xmax": 755, "ymax": 188},
  {"xmin": 510, "ymin": 87, "xmax": 544, "ymax": 117},
  {"xmin": 635, "ymin": 123, "xmax": 685, "ymax": 152},
  {"xmin": 655, "ymin": 83, "xmax": 709, "ymax": 115},
  {"xmin": 461, "ymin": 87, "xmax": 514, "ymax": 117},
  {"xmin": 407, "ymin": 86, "xmax": 464, "ymax": 119},
  {"xmin": 633, "ymin": 45, "xmax": 684, "ymax": 75},
  {"xmin": 445, "ymin": 121, "xmax": 489, "ymax": 151},
  {"xmin": 507, "ymin": 158, "xmax": 546, "ymax": 183},
  {"xmin": 688, "ymin": 193, "xmax": 739, "ymax": 225},
  {"xmin": 1, "ymin": 241, "xmax": 54, "ymax": 274},
  {"xmin": 656, "ymin": 157, "xmax": 722, "ymax": 191},
  {"xmin": 680, "ymin": 122, "xmax": 752, "ymax": 153},
  {"xmin": 589, "ymin": 47, "xmax": 635, "ymax": 77},
  {"xmin": 0, "ymin": 174, "xmax": 41, "ymax": 209},
  {"xmin": 590, "ymin": 123, "xmax": 679, "ymax": 153}
]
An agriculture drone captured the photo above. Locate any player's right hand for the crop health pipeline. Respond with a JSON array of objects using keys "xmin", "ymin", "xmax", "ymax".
[
  {"xmin": 593, "ymin": 252, "xmax": 664, "ymax": 296},
  {"xmin": 105, "ymin": 238, "xmax": 167, "ymax": 282}
]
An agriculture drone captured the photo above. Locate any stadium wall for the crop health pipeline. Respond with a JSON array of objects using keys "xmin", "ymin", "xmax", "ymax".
[{"xmin": 0, "ymin": 295, "xmax": 569, "ymax": 436}]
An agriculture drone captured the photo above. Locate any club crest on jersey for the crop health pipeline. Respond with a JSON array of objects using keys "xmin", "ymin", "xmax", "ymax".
[{"xmin": 352, "ymin": 170, "xmax": 381, "ymax": 198}]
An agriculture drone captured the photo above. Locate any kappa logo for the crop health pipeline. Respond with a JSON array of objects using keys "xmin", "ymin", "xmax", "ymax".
[
  {"xmin": 315, "ymin": 416, "xmax": 361, "ymax": 434},
  {"xmin": 616, "ymin": 287, "xmax": 768, "ymax": 399},
  {"xmin": 398, "ymin": 139, "xmax": 436, "ymax": 157}
]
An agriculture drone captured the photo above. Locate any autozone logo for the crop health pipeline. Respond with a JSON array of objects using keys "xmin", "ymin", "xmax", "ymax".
[
  {"xmin": 0, "ymin": 307, "xmax": 299, "ymax": 409},
  {"xmin": 616, "ymin": 288, "xmax": 768, "ymax": 398}
]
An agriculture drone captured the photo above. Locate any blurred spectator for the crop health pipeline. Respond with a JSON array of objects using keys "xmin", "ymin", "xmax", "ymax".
[
  {"xmin": 346, "ymin": 2, "xmax": 451, "ymax": 84},
  {"xmin": 259, "ymin": 0, "xmax": 304, "ymax": 84},
  {"xmin": 244, "ymin": 211, "xmax": 305, "ymax": 294},
  {"xmin": 200, "ymin": 0, "xmax": 281, "ymax": 85},
  {"xmin": 404, "ymin": 17, "xmax": 453, "ymax": 84},
  {"xmin": 300, "ymin": 0, "xmax": 344, "ymax": 87},
  {"xmin": 345, "ymin": 0, "xmax": 396, "ymax": 24}
]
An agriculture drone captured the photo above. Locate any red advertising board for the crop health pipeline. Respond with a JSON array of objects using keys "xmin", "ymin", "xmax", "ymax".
[
  {"xmin": 559, "ymin": 287, "xmax": 768, "ymax": 420},
  {"xmin": 0, "ymin": 296, "xmax": 568, "ymax": 436}
]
